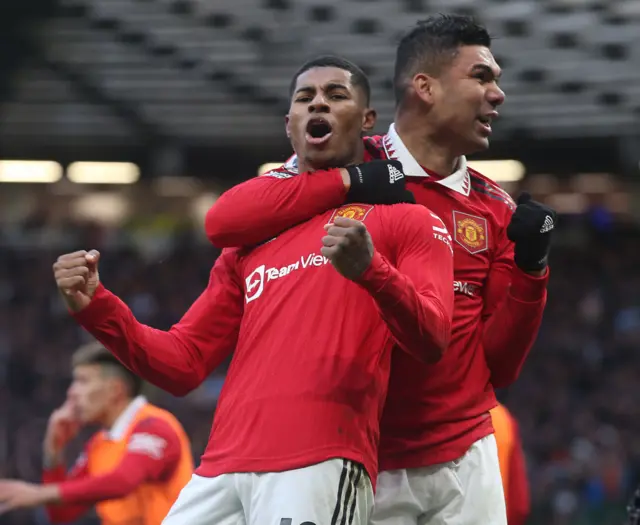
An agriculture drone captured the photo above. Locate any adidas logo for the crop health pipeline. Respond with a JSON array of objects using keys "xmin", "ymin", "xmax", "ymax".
[
  {"xmin": 387, "ymin": 164, "xmax": 404, "ymax": 184},
  {"xmin": 540, "ymin": 215, "xmax": 554, "ymax": 233}
]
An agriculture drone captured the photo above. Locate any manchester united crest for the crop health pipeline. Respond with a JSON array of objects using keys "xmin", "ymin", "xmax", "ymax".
[
  {"xmin": 453, "ymin": 211, "xmax": 488, "ymax": 254},
  {"xmin": 329, "ymin": 204, "xmax": 374, "ymax": 223}
]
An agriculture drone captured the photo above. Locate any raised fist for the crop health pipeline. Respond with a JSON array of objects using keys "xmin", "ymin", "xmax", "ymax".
[{"xmin": 53, "ymin": 249, "xmax": 101, "ymax": 312}]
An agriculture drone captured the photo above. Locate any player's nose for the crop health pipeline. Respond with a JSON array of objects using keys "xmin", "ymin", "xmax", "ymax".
[
  {"xmin": 487, "ymin": 84, "xmax": 505, "ymax": 107},
  {"xmin": 308, "ymin": 94, "xmax": 330, "ymax": 113}
]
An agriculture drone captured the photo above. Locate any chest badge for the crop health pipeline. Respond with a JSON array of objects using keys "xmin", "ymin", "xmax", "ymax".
[
  {"xmin": 329, "ymin": 204, "xmax": 374, "ymax": 223},
  {"xmin": 453, "ymin": 211, "xmax": 488, "ymax": 254}
]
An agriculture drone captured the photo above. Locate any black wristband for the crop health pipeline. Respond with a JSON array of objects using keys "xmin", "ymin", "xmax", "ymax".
[{"xmin": 345, "ymin": 160, "xmax": 415, "ymax": 205}]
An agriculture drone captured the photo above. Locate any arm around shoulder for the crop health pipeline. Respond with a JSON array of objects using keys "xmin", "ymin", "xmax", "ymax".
[{"xmin": 205, "ymin": 169, "xmax": 347, "ymax": 248}]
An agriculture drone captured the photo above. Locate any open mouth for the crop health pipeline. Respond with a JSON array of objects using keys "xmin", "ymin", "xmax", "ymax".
[
  {"xmin": 477, "ymin": 115, "xmax": 493, "ymax": 134},
  {"xmin": 305, "ymin": 118, "xmax": 333, "ymax": 145}
]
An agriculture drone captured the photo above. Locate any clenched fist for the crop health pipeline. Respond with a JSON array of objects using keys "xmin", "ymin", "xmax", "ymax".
[
  {"xmin": 321, "ymin": 217, "xmax": 374, "ymax": 281},
  {"xmin": 53, "ymin": 250, "xmax": 101, "ymax": 313}
]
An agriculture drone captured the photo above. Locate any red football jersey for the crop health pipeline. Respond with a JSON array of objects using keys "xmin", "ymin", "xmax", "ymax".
[
  {"xmin": 74, "ymin": 200, "xmax": 454, "ymax": 485},
  {"xmin": 204, "ymin": 123, "xmax": 548, "ymax": 470},
  {"xmin": 370, "ymin": 125, "xmax": 548, "ymax": 469}
]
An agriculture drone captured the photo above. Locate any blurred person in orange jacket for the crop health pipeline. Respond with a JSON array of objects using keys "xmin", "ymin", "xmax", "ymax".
[
  {"xmin": 491, "ymin": 402, "xmax": 531, "ymax": 525},
  {"xmin": 0, "ymin": 342, "xmax": 193, "ymax": 524}
]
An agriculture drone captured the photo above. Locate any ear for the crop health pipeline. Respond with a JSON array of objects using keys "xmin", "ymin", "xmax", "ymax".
[
  {"xmin": 411, "ymin": 73, "xmax": 435, "ymax": 106},
  {"xmin": 107, "ymin": 376, "xmax": 127, "ymax": 399},
  {"xmin": 361, "ymin": 108, "xmax": 377, "ymax": 132},
  {"xmin": 284, "ymin": 114, "xmax": 291, "ymax": 138}
]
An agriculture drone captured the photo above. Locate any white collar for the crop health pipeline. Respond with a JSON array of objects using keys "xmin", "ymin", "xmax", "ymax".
[
  {"xmin": 383, "ymin": 123, "xmax": 471, "ymax": 196},
  {"xmin": 106, "ymin": 396, "xmax": 147, "ymax": 440}
]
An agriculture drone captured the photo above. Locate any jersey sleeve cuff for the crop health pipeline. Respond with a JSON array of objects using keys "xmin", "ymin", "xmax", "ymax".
[
  {"xmin": 72, "ymin": 284, "xmax": 118, "ymax": 325},
  {"xmin": 57, "ymin": 479, "xmax": 88, "ymax": 504},
  {"xmin": 510, "ymin": 266, "xmax": 549, "ymax": 303}
]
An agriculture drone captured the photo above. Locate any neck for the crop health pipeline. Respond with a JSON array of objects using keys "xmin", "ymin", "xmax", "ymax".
[
  {"xmin": 101, "ymin": 397, "xmax": 133, "ymax": 429},
  {"xmin": 394, "ymin": 107, "xmax": 461, "ymax": 177},
  {"xmin": 297, "ymin": 141, "xmax": 365, "ymax": 174}
]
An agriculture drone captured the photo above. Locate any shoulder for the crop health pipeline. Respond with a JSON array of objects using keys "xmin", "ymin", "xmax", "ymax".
[
  {"xmin": 127, "ymin": 416, "xmax": 182, "ymax": 458},
  {"xmin": 376, "ymin": 204, "xmax": 453, "ymax": 255},
  {"xmin": 261, "ymin": 163, "xmax": 298, "ymax": 179},
  {"xmin": 378, "ymin": 204, "xmax": 451, "ymax": 243},
  {"xmin": 380, "ymin": 202, "xmax": 447, "ymax": 228},
  {"xmin": 207, "ymin": 250, "xmax": 243, "ymax": 284},
  {"xmin": 468, "ymin": 168, "xmax": 516, "ymax": 215},
  {"xmin": 132, "ymin": 415, "xmax": 179, "ymax": 438},
  {"xmin": 213, "ymin": 248, "xmax": 247, "ymax": 273},
  {"xmin": 218, "ymin": 247, "xmax": 243, "ymax": 263},
  {"xmin": 259, "ymin": 154, "xmax": 299, "ymax": 178}
]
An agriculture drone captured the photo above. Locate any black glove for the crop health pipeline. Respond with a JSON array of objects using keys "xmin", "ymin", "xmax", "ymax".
[
  {"xmin": 507, "ymin": 192, "xmax": 557, "ymax": 272},
  {"xmin": 345, "ymin": 160, "xmax": 416, "ymax": 205}
]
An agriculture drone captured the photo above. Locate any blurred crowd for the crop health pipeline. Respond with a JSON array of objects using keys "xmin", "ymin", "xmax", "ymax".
[{"xmin": 0, "ymin": 205, "xmax": 639, "ymax": 525}]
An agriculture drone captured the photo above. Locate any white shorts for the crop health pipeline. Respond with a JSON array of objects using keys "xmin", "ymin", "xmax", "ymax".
[
  {"xmin": 163, "ymin": 458, "xmax": 374, "ymax": 525},
  {"xmin": 370, "ymin": 435, "xmax": 507, "ymax": 525}
]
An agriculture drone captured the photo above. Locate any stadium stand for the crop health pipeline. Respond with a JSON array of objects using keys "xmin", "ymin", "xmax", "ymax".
[{"xmin": 2, "ymin": 0, "xmax": 640, "ymax": 145}]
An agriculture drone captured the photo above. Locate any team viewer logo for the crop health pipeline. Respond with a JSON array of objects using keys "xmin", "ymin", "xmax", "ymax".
[
  {"xmin": 245, "ymin": 265, "xmax": 265, "ymax": 303},
  {"xmin": 244, "ymin": 252, "xmax": 331, "ymax": 303},
  {"xmin": 453, "ymin": 211, "xmax": 488, "ymax": 254},
  {"xmin": 329, "ymin": 204, "xmax": 374, "ymax": 223}
]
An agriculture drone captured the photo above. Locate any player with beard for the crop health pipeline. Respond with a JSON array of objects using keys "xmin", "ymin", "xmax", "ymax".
[
  {"xmin": 204, "ymin": 15, "xmax": 557, "ymax": 525},
  {"xmin": 50, "ymin": 56, "xmax": 454, "ymax": 525}
]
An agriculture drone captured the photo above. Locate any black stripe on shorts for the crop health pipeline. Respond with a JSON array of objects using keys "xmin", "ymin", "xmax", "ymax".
[{"xmin": 331, "ymin": 460, "xmax": 364, "ymax": 525}]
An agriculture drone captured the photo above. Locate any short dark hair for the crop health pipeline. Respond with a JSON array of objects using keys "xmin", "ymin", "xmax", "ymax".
[
  {"xmin": 289, "ymin": 55, "xmax": 371, "ymax": 106},
  {"xmin": 394, "ymin": 14, "xmax": 492, "ymax": 103},
  {"xmin": 72, "ymin": 341, "xmax": 143, "ymax": 397}
]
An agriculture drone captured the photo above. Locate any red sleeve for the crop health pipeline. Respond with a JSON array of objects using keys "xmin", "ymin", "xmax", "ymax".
[
  {"xmin": 482, "ymin": 223, "xmax": 549, "ymax": 388},
  {"xmin": 56, "ymin": 417, "xmax": 183, "ymax": 505},
  {"xmin": 72, "ymin": 249, "xmax": 243, "ymax": 396},
  {"xmin": 506, "ymin": 420, "xmax": 531, "ymax": 525},
  {"xmin": 357, "ymin": 204, "xmax": 454, "ymax": 363},
  {"xmin": 205, "ymin": 169, "xmax": 347, "ymax": 248},
  {"xmin": 43, "ymin": 449, "xmax": 91, "ymax": 523}
]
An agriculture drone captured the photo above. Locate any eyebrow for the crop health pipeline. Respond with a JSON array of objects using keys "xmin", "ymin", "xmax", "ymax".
[
  {"xmin": 294, "ymin": 82, "xmax": 350, "ymax": 95},
  {"xmin": 470, "ymin": 64, "xmax": 502, "ymax": 78}
]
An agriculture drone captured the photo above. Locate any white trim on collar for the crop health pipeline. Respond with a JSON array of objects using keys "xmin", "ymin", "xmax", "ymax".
[
  {"xmin": 383, "ymin": 123, "xmax": 471, "ymax": 196},
  {"xmin": 106, "ymin": 396, "xmax": 147, "ymax": 441}
]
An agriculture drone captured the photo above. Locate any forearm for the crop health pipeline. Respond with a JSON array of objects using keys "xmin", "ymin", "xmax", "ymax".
[
  {"xmin": 73, "ymin": 285, "xmax": 207, "ymax": 396},
  {"xmin": 357, "ymin": 252, "xmax": 451, "ymax": 363},
  {"xmin": 56, "ymin": 469, "xmax": 142, "ymax": 505},
  {"xmin": 484, "ymin": 267, "xmax": 548, "ymax": 387},
  {"xmin": 205, "ymin": 169, "xmax": 347, "ymax": 247}
]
